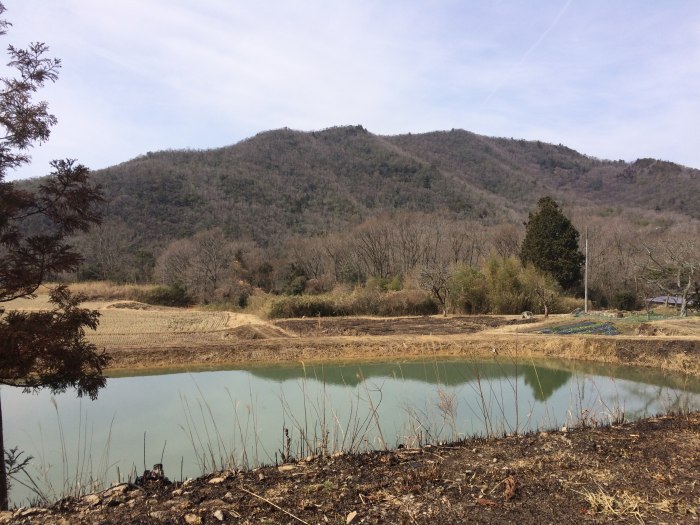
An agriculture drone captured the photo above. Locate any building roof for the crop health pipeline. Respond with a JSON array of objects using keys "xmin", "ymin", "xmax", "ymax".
[{"xmin": 647, "ymin": 295, "xmax": 695, "ymax": 306}]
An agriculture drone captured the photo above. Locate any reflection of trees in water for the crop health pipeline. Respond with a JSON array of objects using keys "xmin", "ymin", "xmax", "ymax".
[
  {"xmin": 247, "ymin": 359, "xmax": 700, "ymax": 407},
  {"xmin": 250, "ymin": 360, "xmax": 573, "ymax": 401},
  {"xmin": 521, "ymin": 366, "xmax": 572, "ymax": 402},
  {"xmin": 249, "ymin": 361, "xmax": 514, "ymax": 387},
  {"xmin": 616, "ymin": 382, "xmax": 696, "ymax": 419}
]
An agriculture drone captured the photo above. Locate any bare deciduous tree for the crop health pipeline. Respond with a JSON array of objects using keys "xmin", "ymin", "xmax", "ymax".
[
  {"xmin": 638, "ymin": 239, "xmax": 698, "ymax": 317},
  {"xmin": 156, "ymin": 229, "xmax": 234, "ymax": 301}
]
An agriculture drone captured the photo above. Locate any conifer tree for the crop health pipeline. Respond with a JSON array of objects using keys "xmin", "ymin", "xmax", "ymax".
[
  {"xmin": 520, "ymin": 196, "xmax": 584, "ymax": 290},
  {"xmin": 0, "ymin": 3, "xmax": 105, "ymax": 508}
]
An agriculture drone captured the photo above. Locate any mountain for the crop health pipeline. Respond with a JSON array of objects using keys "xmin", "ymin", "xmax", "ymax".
[{"xmin": 59, "ymin": 126, "xmax": 700, "ymax": 249}]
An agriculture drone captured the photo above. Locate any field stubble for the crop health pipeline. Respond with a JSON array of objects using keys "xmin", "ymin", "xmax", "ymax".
[{"xmin": 4, "ymin": 292, "xmax": 700, "ymax": 376}]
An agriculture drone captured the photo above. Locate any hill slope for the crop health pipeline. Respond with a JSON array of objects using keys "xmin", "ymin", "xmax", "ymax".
[{"xmin": 72, "ymin": 126, "xmax": 700, "ymax": 248}]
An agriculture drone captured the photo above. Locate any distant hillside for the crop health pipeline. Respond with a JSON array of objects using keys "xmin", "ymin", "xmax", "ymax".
[{"xmin": 55, "ymin": 126, "xmax": 700, "ymax": 249}]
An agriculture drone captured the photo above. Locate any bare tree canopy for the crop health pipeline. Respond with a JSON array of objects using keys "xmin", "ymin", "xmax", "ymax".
[{"xmin": 638, "ymin": 239, "xmax": 699, "ymax": 317}]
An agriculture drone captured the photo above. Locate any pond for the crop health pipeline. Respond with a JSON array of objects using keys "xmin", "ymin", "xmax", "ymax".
[{"xmin": 3, "ymin": 357, "xmax": 700, "ymax": 506}]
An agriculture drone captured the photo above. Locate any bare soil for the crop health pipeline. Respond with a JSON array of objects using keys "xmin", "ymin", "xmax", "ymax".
[
  {"xmin": 273, "ymin": 315, "xmax": 533, "ymax": 337},
  {"xmin": 5, "ymin": 412, "xmax": 699, "ymax": 524}
]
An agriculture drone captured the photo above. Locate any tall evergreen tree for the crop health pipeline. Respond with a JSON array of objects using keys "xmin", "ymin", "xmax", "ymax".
[{"xmin": 520, "ymin": 196, "xmax": 584, "ymax": 290}]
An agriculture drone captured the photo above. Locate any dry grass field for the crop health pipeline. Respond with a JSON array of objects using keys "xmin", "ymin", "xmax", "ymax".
[
  {"xmin": 4, "ymin": 284, "xmax": 700, "ymax": 375},
  {"xmin": 3, "ymin": 285, "xmax": 274, "ymax": 349}
]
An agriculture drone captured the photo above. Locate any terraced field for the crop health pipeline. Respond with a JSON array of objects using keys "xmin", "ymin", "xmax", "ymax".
[
  {"xmin": 86, "ymin": 306, "xmax": 233, "ymax": 347},
  {"xmin": 3, "ymin": 294, "xmax": 275, "ymax": 349}
]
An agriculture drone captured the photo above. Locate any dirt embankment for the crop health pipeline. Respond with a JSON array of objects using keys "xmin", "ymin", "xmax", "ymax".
[
  {"xmin": 5, "ymin": 412, "xmax": 699, "ymax": 524},
  {"xmin": 7, "ymin": 295, "xmax": 699, "ymax": 375},
  {"xmin": 101, "ymin": 313, "xmax": 700, "ymax": 377}
]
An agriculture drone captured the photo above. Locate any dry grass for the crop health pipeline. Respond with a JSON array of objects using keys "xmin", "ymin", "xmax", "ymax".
[
  {"xmin": 645, "ymin": 317, "xmax": 700, "ymax": 337},
  {"xmin": 86, "ymin": 309, "xmax": 272, "ymax": 348},
  {"xmin": 65, "ymin": 281, "xmax": 159, "ymax": 301},
  {"xmin": 1, "ymin": 282, "xmax": 157, "ymax": 310},
  {"xmin": 5, "ymin": 288, "xmax": 700, "ymax": 377},
  {"xmin": 577, "ymin": 485, "xmax": 697, "ymax": 524},
  {"xmin": 4, "ymin": 287, "xmax": 273, "ymax": 349},
  {"xmin": 557, "ymin": 296, "xmax": 583, "ymax": 312},
  {"xmin": 578, "ymin": 486, "xmax": 647, "ymax": 522}
]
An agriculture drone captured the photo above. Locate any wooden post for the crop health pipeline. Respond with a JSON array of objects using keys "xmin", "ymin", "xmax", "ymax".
[{"xmin": 584, "ymin": 227, "xmax": 588, "ymax": 314}]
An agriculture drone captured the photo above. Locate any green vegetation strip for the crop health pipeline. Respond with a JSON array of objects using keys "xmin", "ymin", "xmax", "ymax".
[{"xmin": 539, "ymin": 321, "xmax": 620, "ymax": 336}]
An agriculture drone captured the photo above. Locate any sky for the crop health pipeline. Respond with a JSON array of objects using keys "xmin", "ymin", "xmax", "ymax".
[{"xmin": 3, "ymin": 0, "xmax": 700, "ymax": 180}]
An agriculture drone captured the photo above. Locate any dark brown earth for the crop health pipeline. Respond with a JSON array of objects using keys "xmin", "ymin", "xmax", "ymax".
[
  {"xmin": 4, "ymin": 412, "xmax": 699, "ymax": 524},
  {"xmin": 273, "ymin": 315, "xmax": 533, "ymax": 337}
]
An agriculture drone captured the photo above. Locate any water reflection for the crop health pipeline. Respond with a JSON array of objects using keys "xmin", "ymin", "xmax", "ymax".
[
  {"xmin": 247, "ymin": 359, "xmax": 699, "ymax": 402},
  {"xmin": 4, "ymin": 358, "xmax": 700, "ymax": 506},
  {"xmin": 521, "ymin": 366, "xmax": 571, "ymax": 401}
]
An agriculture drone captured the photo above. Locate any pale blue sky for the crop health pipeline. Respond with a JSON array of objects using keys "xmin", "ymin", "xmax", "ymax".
[{"xmin": 4, "ymin": 0, "xmax": 700, "ymax": 180}]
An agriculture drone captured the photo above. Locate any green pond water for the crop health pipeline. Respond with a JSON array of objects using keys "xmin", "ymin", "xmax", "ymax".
[{"xmin": 3, "ymin": 357, "xmax": 700, "ymax": 506}]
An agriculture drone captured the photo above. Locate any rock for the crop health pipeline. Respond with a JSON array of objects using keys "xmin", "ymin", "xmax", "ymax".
[
  {"xmin": 209, "ymin": 476, "xmax": 227, "ymax": 484},
  {"xmin": 213, "ymin": 509, "xmax": 225, "ymax": 521},
  {"xmin": 104, "ymin": 483, "xmax": 130, "ymax": 497},
  {"xmin": 184, "ymin": 513, "xmax": 202, "ymax": 524},
  {"xmin": 149, "ymin": 511, "xmax": 169, "ymax": 521},
  {"xmin": 83, "ymin": 494, "xmax": 101, "ymax": 506},
  {"xmin": 170, "ymin": 500, "xmax": 191, "ymax": 512},
  {"xmin": 15, "ymin": 508, "xmax": 48, "ymax": 518}
]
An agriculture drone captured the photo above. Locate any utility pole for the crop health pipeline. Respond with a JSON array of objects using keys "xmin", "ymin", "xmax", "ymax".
[{"xmin": 584, "ymin": 227, "xmax": 588, "ymax": 313}]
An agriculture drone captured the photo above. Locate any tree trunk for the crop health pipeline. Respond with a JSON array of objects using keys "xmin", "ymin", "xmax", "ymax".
[
  {"xmin": 0, "ymin": 393, "xmax": 8, "ymax": 510},
  {"xmin": 680, "ymin": 273, "xmax": 695, "ymax": 318}
]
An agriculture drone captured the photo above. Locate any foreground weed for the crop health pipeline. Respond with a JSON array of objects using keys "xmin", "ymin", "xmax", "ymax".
[{"xmin": 578, "ymin": 486, "xmax": 646, "ymax": 523}]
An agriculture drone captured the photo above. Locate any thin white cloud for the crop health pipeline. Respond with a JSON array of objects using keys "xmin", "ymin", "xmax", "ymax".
[{"xmin": 2, "ymin": 0, "xmax": 700, "ymax": 180}]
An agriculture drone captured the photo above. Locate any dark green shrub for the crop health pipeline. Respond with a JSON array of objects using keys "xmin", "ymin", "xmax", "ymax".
[
  {"xmin": 237, "ymin": 292, "xmax": 249, "ymax": 309},
  {"xmin": 269, "ymin": 295, "xmax": 345, "ymax": 318},
  {"xmin": 449, "ymin": 264, "xmax": 489, "ymax": 314},
  {"xmin": 284, "ymin": 276, "xmax": 307, "ymax": 296},
  {"xmin": 136, "ymin": 284, "xmax": 194, "ymax": 307},
  {"xmin": 611, "ymin": 289, "xmax": 640, "ymax": 311}
]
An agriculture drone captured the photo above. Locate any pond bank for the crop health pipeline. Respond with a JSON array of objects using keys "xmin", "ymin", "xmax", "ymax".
[
  {"xmin": 6, "ymin": 411, "xmax": 699, "ymax": 524},
  {"xmin": 104, "ymin": 331, "xmax": 700, "ymax": 377}
]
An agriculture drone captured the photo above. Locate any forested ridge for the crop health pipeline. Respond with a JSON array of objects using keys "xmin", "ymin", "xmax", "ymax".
[
  {"xmin": 14, "ymin": 125, "xmax": 699, "ymax": 311},
  {"xmin": 88, "ymin": 125, "xmax": 700, "ymax": 248}
]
